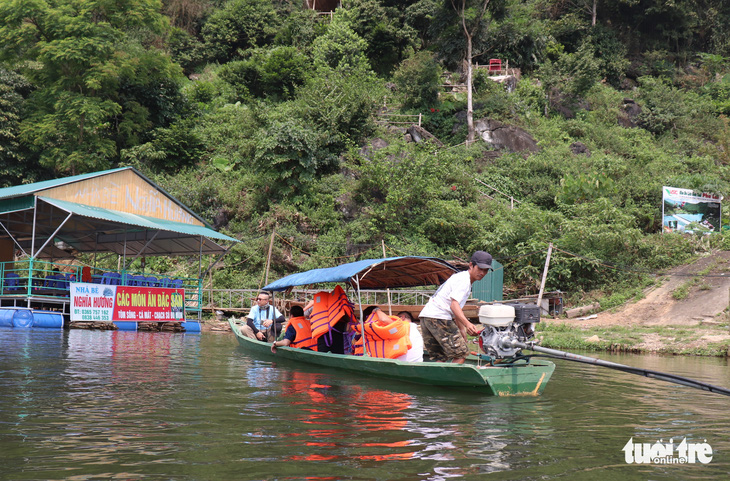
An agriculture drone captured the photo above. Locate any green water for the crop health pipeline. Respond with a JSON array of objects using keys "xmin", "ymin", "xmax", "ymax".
[{"xmin": 0, "ymin": 328, "xmax": 728, "ymax": 480}]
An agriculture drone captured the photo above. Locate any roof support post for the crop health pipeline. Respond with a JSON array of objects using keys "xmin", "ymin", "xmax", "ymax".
[
  {"xmin": 198, "ymin": 235, "xmax": 203, "ymax": 321},
  {"xmin": 0, "ymin": 221, "xmax": 27, "ymax": 257},
  {"xmin": 354, "ymin": 275, "xmax": 368, "ymax": 357},
  {"xmin": 28, "ymin": 197, "xmax": 38, "ymax": 306},
  {"xmin": 30, "ymin": 197, "xmax": 37, "ymax": 258},
  {"xmin": 123, "ymin": 229, "xmax": 160, "ymax": 267},
  {"xmin": 33, "ymin": 212, "xmax": 73, "ymax": 259}
]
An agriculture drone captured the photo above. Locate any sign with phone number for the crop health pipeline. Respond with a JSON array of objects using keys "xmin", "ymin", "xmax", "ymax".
[{"xmin": 70, "ymin": 282, "xmax": 185, "ymax": 322}]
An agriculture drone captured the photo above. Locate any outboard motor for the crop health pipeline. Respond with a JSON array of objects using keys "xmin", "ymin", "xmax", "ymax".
[{"xmin": 478, "ymin": 303, "xmax": 540, "ymax": 359}]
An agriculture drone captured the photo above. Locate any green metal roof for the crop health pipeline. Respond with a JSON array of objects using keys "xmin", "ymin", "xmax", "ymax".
[
  {"xmin": 0, "ymin": 167, "xmax": 130, "ymax": 200},
  {"xmin": 0, "ymin": 166, "xmax": 213, "ymax": 228},
  {"xmin": 39, "ymin": 197, "xmax": 237, "ymax": 243}
]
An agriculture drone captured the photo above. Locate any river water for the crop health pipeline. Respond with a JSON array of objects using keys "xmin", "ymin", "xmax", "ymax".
[{"xmin": 0, "ymin": 327, "xmax": 728, "ymax": 481}]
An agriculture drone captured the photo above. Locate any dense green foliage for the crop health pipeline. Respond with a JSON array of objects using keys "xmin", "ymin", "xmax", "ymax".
[{"xmin": 3, "ymin": 0, "xmax": 730, "ymax": 303}]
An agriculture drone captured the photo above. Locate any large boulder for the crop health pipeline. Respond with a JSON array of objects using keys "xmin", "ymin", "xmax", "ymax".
[
  {"xmin": 570, "ymin": 142, "xmax": 591, "ymax": 157},
  {"xmin": 406, "ymin": 125, "xmax": 444, "ymax": 147},
  {"xmin": 474, "ymin": 119, "xmax": 539, "ymax": 153},
  {"xmin": 618, "ymin": 98, "xmax": 641, "ymax": 128}
]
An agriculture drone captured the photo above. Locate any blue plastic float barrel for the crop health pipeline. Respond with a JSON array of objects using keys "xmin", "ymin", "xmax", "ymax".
[
  {"xmin": 0, "ymin": 309, "xmax": 14, "ymax": 327},
  {"xmin": 12, "ymin": 309, "xmax": 33, "ymax": 328},
  {"xmin": 181, "ymin": 321, "xmax": 201, "ymax": 333},
  {"xmin": 32, "ymin": 310, "xmax": 64, "ymax": 328},
  {"xmin": 114, "ymin": 321, "xmax": 138, "ymax": 331}
]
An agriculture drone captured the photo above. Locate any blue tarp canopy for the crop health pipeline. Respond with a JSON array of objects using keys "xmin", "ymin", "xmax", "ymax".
[{"xmin": 264, "ymin": 256, "xmax": 460, "ymax": 291}]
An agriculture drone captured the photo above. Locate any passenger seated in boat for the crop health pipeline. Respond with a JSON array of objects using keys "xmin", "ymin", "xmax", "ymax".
[
  {"xmin": 317, "ymin": 314, "xmax": 349, "ymax": 354},
  {"xmin": 306, "ymin": 285, "xmax": 355, "ymax": 355},
  {"xmin": 271, "ymin": 306, "xmax": 317, "ymax": 353},
  {"xmin": 396, "ymin": 311, "xmax": 424, "ymax": 363},
  {"xmin": 240, "ymin": 291, "xmax": 285, "ymax": 342},
  {"xmin": 353, "ymin": 306, "xmax": 423, "ymax": 362}
]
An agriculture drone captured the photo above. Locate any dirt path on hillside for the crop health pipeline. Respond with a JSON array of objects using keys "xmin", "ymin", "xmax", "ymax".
[
  {"xmin": 555, "ymin": 251, "xmax": 730, "ymax": 354},
  {"xmin": 572, "ymin": 251, "xmax": 730, "ymax": 327}
]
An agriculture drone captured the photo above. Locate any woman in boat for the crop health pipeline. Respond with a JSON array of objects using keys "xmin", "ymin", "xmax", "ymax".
[
  {"xmin": 271, "ymin": 306, "xmax": 317, "ymax": 352},
  {"xmin": 355, "ymin": 306, "xmax": 423, "ymax": 362},
  {"xmin": 396, "ymin": 311, "xmax": 424, "ymax": 362}
]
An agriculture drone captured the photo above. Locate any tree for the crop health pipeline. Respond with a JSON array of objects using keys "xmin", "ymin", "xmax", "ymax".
[
  {"xmin": 0, "ymin": 0, "xmax": 182, "ymax": 175},
  {"xmin": 311, "ymin": 18, "xmax": 372, "ymax": 75},
  {"xmin": 392, "ymin": 51, "xmax": 442, "ymax": 109},
  {"xmin": 451, "ymin": 0, "xmax": 491, "ymax": 145},
  {"xmin": 339, "ymin": 0, "xmax": 419, "ymax": 76},
  {"xmin": 200, "ymin": 0, "xmax": 278, "ymax": 63},
  {"xmin": 0, "ymin": 67, "xmax": 49, "ymax": 186}
]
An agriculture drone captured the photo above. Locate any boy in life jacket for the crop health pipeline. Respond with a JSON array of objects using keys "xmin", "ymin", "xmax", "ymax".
[{"xmin": 271, "ymin": 305, "xmax": 318, "ymax": 353}]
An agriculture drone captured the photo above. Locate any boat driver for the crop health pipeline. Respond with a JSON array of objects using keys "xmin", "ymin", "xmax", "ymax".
[{"xmin": 419, "ymin": 251, "xmax": 491, "ymax": 363}]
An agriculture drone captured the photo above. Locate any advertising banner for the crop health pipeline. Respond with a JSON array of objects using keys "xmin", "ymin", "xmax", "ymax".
[
  {"xmin": 662, "ymin": 186, "xmax": 722, "ymax": 234},
  {"xmin": 70, "ymin": 282, "xmax": 185, "ymax": 322}
]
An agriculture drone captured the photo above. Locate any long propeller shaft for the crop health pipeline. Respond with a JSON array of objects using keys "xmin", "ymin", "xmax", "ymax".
[{"xmin": 503, "ymin": 340, "xmax": 730, "ymax": 397}]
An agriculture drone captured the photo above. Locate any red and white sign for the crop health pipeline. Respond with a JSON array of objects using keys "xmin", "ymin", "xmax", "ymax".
[{"xmin": 70, "ymin": 282, "xmax": 185, "ymax": 322}]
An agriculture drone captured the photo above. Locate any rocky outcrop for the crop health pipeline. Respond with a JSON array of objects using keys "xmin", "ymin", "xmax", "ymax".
[
  {"xmin": 548, "ymin": 88, "xmax": 591, "ymax": 119},
  {"xmin": 406, "ymin": 125, "xmax": 444, "ymax": 147},
  {"xmin": 474, "ymin": 119, "xmax": 539, "ymax": 153},
  {"xmin": 618, "ymin": 98, "xmax": 641, "ymax": 128},
  {"xmin": 570, "ymin": 142, "xmax": 591, "ymax": 156}
]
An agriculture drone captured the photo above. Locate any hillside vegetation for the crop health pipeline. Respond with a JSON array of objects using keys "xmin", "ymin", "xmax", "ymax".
[{"xmin": 3, "ymin": 0, "xmax": 730, "ymax": 307}]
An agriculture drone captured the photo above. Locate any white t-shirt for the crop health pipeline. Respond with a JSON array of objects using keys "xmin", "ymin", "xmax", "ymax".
[
  {"xmin": 396, "ymin": 322, "xmax": 424, "ymax": 362},
  {"xmin": 419, "ymin": 271, "xmax": 472, "ymax": 320}
]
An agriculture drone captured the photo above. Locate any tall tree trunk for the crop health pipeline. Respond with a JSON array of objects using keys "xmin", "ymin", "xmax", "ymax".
[
  {"xmin": 453, "ymin": 0, "xmax": 490, "ymax": 146},
  {"xmin": 591, "ymin": 0, "xmax": 597, "ymax": 26},
  {"xmin": 466, "ymin": 30, "xmax": 474, "ymax": 145}
]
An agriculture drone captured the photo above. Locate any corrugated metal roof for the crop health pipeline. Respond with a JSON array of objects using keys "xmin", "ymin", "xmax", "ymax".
[
  {"xmin": 39, "ymin": 197, "xmax": 237, "ymax": 243},
  {"xmin": 0, "ymin": 167, "xmax": 129, "ymax": 200},
  {"xmin": 0, "ymin": 167, "xmax": 214, "ymax": 229}
]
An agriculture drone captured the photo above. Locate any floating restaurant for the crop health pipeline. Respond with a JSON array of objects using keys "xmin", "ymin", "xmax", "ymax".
[{"xmin": 0, "ymin": 167, "xmax": 238, "ymax": 331}]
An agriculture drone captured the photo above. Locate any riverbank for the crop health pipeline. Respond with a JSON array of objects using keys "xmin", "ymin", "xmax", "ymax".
[
  {"xmin": 537, "ymin": 250, "xmax": 730, "ymax": 357},
  {"xmin": 204, "ymin": 250, "xmax": 730, "ymax": 357},
  {"xmin": 536, "ymin": 320, "xmax": 730, "ymax": 357}
]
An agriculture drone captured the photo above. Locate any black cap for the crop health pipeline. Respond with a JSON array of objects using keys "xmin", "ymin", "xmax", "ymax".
[{"xmin": 471, "ymin": 251, "xmax": 492, "ymax": 269}]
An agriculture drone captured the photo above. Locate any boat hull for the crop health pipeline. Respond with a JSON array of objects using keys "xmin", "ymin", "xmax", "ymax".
[{"xmin": 229, "ymin": 320, "xmax": 554, "ymax": 396}]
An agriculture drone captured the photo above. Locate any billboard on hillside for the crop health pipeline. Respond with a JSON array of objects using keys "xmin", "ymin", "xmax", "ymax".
[{"xmin": 662, "ymin": 186, "xmax": 722, "ymax": 234}]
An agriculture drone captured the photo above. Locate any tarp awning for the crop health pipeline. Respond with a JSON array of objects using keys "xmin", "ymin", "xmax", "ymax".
[{"xmin": 263, "ymin": 256, "xmax": 460, "ymax": 291}]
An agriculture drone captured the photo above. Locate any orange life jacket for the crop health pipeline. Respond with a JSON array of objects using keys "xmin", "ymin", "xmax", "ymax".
[
  {"xmin": 310, "ymin": 285, "xmax": 355, "ymax": 340},
  {"xmin": 288, "ymin": 316, "xmax": 318, "ymax": 350},
  {"xmin": 353, "ymin": 313, "xmax": 412, "ymax": 359}
]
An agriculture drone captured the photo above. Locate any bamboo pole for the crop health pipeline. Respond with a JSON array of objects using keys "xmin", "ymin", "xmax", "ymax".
[
  {"xmin": 264, "ymin": 228, "xmax": 275, "ymax": 287},
  {"xmin": 537, "ymin": 243, "xmax": 553, "ymax": 315}
]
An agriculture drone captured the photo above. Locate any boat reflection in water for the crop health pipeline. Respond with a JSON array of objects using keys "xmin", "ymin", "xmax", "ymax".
[{"xmin": 280, "ymin": 370, "xmax": 417, "ymax": 462}]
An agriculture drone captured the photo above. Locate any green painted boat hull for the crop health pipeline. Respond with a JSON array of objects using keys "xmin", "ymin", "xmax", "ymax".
[{"xmin": 229, "ymin": 320, "xmax": 554, "ymax": 396}]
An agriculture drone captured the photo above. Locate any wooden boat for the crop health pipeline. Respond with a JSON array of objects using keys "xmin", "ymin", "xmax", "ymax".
[
  {"xmin": 232, "ymin": 256, "xmax": 555, "ymax": 396},
  {"xmin": 230, "ymin": 319, "xmax": 554, "ymax": 395}
]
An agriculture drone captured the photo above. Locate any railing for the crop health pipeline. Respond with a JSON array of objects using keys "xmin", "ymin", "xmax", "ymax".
[
  {"xmin": 375, "ymin": 112, "xmax": 422, "ymax": 127},
  {"xmin": 0, "ymin": 260, "xmax": 202, "ymax": 313},
  {"xmin": 202, "ymin": 287, "xmax": 436, "ymax": 314}
]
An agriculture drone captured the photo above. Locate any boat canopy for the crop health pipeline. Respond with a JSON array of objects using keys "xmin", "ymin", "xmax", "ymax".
[{"xmin": 263, "ymin": 256, "xmax": 461, "ymax": 291}]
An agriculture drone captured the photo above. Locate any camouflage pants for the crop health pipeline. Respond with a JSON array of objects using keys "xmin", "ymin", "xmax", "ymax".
[{"xmin": 419, "ymin": 316, "xmax": 469, "ymax": 362}]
